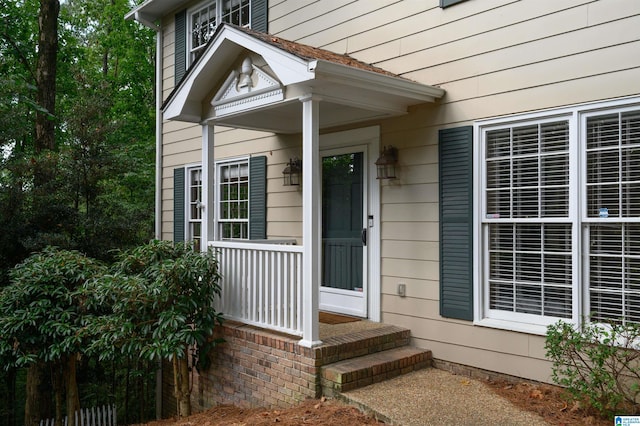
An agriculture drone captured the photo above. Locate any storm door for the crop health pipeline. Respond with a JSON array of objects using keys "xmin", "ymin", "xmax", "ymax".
[{"xmin": 320, "ymin": 148, "xmax": 368, "ymax": 317}]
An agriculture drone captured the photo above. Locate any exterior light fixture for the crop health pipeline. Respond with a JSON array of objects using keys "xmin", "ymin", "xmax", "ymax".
[
  {"xmin": 282, "ymin": 157, "xmax": 302, "ymax": 186},
  {"xmin": 375, "ymin": 146, "xmax": 398, "ymax": 179}
]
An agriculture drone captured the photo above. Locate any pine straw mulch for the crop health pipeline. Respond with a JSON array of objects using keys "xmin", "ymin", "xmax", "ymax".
[
  {"xmin": 484, "ymin": 378, "xmax": 612, "ymax": 426},
  {"xmin": 137, "ymin": 379, "xmax": 617, "ymax": 425}
]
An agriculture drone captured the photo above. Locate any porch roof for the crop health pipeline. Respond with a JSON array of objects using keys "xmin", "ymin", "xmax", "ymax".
[{"xmin": 162, "ymin": 24, "xmax": 445, "ymax": 133}]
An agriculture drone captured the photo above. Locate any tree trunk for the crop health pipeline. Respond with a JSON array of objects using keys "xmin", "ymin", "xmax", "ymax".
[
  {"xmin": 64, "ymin": 354, "xmax": 80, "ymax": 426},
  {"xmin": 35, "ymin": 0, "xmax": 59, "ymax": 155},
  {"xmin": 51, "ymin": 363, "xmax": 63, "ymax": 426},
  {"xmin": 24, "ymin": 363, "xmax": 42, "ymax": 426},
  {"xmin": 173, "ymin": 350, "xmax": 191, "ymax": 417},
  {"xmin": 5, "ymin": 367, "xmax": 16, "ymax": 426}
]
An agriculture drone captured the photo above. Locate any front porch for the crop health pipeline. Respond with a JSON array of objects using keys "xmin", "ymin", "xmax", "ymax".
[{"xmin": 162, "ymin": 24, "xmax": 444, "ymax": 347}]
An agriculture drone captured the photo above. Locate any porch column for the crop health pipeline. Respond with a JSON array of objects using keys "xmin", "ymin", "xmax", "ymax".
[
  {"xmin": 202, "ymin": 124, "xmax": 215, "ymax": 248},
  {"xmin": 299, "ymin": 95, "xmax": 322, "ymax": 347}
]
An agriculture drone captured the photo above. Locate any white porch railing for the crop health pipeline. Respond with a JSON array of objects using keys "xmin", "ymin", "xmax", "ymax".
[{"xmin": 209, "ymin": 240, "xmax": 304, "ymax": 336}]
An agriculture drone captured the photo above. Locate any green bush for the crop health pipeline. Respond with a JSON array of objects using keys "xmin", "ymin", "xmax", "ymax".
[{"xmin": 545, "ymin": 320, "xmax": 640, "ymax": 416}]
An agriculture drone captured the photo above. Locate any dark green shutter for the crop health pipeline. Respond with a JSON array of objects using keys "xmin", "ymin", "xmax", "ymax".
[
  {"xmin": 174, "ymin": 9, "xmax": 187, "ymax": 85},
  {"xmin": 174, "ymin": 167, "xmax": 185, "ymax": 242},
  {"xmin": 439, "ymin": 126, "xmax": 473, "ymax": 320},
  {"xmin": 251, "ymin": 0, "xmax": 268, "ymax": 33},
  {"xmin": 249, "ymin": 156, "xmax": 267, "ymax": 239},
  {"xmin": 440, "ymin": 0, "xmax": 468, "ymax": 8}
]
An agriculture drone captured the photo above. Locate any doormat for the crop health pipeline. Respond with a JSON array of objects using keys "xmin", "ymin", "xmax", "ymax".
[{"xmin": 319, "ymin": 312, "xmax": 360, "ymax": 324}]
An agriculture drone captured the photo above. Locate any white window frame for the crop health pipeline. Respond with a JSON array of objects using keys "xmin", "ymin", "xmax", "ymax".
[
  {"xmin": 185, "ymin": 164, "xmax": 203, "ymax": 250},
  {"xmin": 187, "ymin": 0, "xmax": 251, "ymax": 66},
  {"xmin": 473, "ymin": 96, "xmax": 640, "ymax": 335},
  {"xmin": 214, "ymin": 157, "xmax": 250, "ymax": 241}
]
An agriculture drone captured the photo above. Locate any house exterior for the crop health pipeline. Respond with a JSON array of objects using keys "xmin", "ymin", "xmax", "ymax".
[{"xmin": 127, "ymin": 0, "xmax": 640, "ymax": 413}]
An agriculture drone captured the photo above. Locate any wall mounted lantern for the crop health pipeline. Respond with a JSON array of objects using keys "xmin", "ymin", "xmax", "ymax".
[
  {"xmin": 282, "ymin": 157, "xmax": 302, "ymax": 186},
  {"xmin": 375, "ymin": 146, "xmax": 398, "ymax": 179}
]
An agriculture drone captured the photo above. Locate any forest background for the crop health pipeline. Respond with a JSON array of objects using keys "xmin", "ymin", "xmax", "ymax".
[{"xmin": 0, "ymin": 0, "xmax": 157, "ymax": 424}]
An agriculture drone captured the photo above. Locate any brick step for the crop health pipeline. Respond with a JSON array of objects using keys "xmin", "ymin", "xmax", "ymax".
[
  {"xmin": 320, "ymin": 346, "xmax": 432, "ymax": 396},
  {"xmin": 316, "ymin": 325, "xmax": 411, "ymax": 366}
]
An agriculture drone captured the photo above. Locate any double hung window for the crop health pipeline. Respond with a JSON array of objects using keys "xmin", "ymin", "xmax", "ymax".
[
  {"xmin": 217, "ymin": 159, "xmax": 249, "ymax": 240},
  {"xmin": 189, "ymin": 0, "xmax": 251, "ymax": 63},
  {"xmin": 477, "ymin": 98, "xmax": 640, "ymax": 332},
  {"xmin": 187, "ymin": 166, "xmax": 203, "ymax": 250}
]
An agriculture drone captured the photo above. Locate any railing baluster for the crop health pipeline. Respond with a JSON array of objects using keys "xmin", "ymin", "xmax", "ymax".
[{"xmin": 209, "ymin": 241, "xmax": 303, "ymax": 336}]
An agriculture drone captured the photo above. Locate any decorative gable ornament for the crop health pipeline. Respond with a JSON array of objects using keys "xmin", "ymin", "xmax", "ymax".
[{"xmin": 212, "ymin": 57, "xmax": 284, "ymax": 117}]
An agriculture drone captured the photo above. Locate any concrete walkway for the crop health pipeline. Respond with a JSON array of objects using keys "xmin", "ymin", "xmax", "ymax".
[{"xmin": 339, "ymin": 368, "xmax": 549, "ymax": 426}]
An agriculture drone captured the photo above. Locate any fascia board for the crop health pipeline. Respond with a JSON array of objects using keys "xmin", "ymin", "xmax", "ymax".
[{"xmin": 125, "ymin": 0, "xmax": 184, "ymax": 23}]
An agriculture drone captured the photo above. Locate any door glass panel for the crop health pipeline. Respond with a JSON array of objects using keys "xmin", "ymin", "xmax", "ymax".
[{"xmin": 322, "ymin": 152, "xmax": 364, "ymax": 291}]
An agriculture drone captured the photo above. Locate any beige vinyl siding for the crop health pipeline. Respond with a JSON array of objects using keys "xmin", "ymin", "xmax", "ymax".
[
  {"xmin": 263, "ymin": 0, "xmax": 640, "ymax": 382},
  {"xmin": 157, "ymin": 0, "xmax": 640, "ymax": 382}
]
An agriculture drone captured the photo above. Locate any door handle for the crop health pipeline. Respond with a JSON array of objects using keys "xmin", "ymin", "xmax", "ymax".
[{"xmin": 361, "ymin": 228, "xmax": 367, "ymax": 246}]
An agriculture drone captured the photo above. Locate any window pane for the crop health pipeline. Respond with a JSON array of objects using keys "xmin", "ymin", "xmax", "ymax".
[
  {"xmin": 486, "ymin": 129, "xmax": 511, "ymax": 158},
  {"xmin": 587, "ymin": 183, "xmax": 619, "ymax": 218},
  {"xmin": 590, "ymin": 224, "xmax": 622, "ymax": 255},
  {"xmin": 513, "ymin": 188, "xmax": 539, "ymax": 218},
  {"xmin": 516, "ymin": 224, "xmax": 541, "ymax": 251},
  {"xmin": 222, "ymin": 0, "xmax": 250, "ymax": 26},
  {"xmin": 587, "ymin": 114, "xmax": 620, "ymax": 149},
  {"xmin": 541, "ymin": 121, "xmax": 569, "ymax": 152},
  {"xmin": 487, "ymin": 223, "xmax": 572, "ymax": 318},
  {"xmin": 544, "ymin": 224, "xmax": 572, "ymax": 252},
  {"xmin": 544, "ymin": 286, "xmax": 572, "ymax": 317},
  {"xmin": 512, "ymin": 125, "xmax": 538, "ymax": 156}
]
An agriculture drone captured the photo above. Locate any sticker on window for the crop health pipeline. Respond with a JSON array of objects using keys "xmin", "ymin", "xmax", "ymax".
[
  {"xmin": 486, "ymin": 213, "xmax": 500, "ymax": 219},
  {"xmin": 599, "ymin": 208, "xmax": 609, "ymax": 218}
]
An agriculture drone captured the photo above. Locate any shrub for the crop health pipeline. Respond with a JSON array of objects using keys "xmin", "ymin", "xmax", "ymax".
[{"xmin": 545, "ymin": 320, "xmax": 640, "ymax": 416}]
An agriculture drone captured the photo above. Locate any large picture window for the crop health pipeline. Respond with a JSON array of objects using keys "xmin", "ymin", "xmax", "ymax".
[{"xmin": 477, "ymin": 98, "xmax": 640, "ymax": 332}]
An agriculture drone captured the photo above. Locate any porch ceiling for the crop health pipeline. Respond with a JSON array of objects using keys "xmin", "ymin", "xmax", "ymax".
[{"xmin": 162, "ymin": 25, "xmax": 445, "ymax": 133}]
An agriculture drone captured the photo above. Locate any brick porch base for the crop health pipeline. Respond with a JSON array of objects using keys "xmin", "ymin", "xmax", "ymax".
[{"xmin": 162, "ymin": 320, "xmax": 428, "ymax": 416}]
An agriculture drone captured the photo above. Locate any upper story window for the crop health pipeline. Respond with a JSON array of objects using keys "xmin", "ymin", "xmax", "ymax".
[
  {"xmin": 189, "ymin": 0, "xmax": 251, "ymax": 63},
  {"xmin": 175, "ymin": 0, "xmax": 265, "ymax": 84}
]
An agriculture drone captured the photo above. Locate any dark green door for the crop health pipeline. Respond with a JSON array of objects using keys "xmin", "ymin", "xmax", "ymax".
[{"xmin": 322, "ymin": 152, "xmax": 364, "ymax": 292}]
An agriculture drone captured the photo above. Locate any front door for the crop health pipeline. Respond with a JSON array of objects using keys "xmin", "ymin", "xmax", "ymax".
[{"xmin": 320, "ymin": 148, "xmax": 368, "ymax": 317}]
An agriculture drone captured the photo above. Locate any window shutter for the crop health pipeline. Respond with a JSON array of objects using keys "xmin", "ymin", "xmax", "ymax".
[
  {"xmin": 439, "ymin": 126, "xmax": 474, "ymax": 320},
  {"xmin": 251, "ymin": 0, "xmax": 268, "ymax": 33},
  {"xmin": 440, "ymin": 0, "xmax": 468, "ymax": 8},
  {"xmin": 249, "ymin": 156, "xmax": 267, "ymax": 239},
  {"xmin": 174, "ymin": 9, "xmax": 187, "ymax": 85},
  {"xmin": 174, "ymin": 167, "xmax": 185, "ymax": 242}
]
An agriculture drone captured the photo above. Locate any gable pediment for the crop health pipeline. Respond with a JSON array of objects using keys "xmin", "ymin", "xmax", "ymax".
[{"xmin": 212, "ymin": 57, "xmax": 284, "ymax": 117}]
